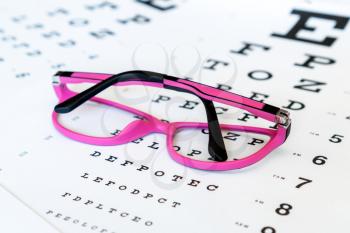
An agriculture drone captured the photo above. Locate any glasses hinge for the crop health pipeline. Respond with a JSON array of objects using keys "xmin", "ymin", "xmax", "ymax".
[
  {"xmin": 52, "ymin": 74, "xmax": 60, "ymax": 85},
  {"xmin": 276, "ymin": 109, "xmax": 291, "ymax": 127}
]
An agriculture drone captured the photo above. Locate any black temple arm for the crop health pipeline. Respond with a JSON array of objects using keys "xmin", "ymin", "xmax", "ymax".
[
  {"xmin": 54, "ymin": 70, "xmax": 164, "ymax": 113},
  {"xmin": 201, "ymin": 99, "xmax": 228, "ymax": 162},
  {"xmin": 164, "ymin": 79, "xmax": 228, "ymax": 162}
]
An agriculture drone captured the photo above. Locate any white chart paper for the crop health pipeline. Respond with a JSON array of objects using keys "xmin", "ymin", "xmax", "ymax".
[
  {"xmin": 0, "ymin": 169, "xmax": 61, "ymax": 233},
  {"xmin": 0, "ymin": 0, "xmax": 350, "ymax": 233}
]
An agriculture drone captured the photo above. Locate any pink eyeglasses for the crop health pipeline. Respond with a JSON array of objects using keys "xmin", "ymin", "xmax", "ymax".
[{"xmin": 52, "ymin": 70, "xmax": 291, "ymax": 171}]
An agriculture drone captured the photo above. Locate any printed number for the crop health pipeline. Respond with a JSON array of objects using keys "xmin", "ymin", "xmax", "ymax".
[
  {"xmin": 312, "ymin": 155, "xmax": 327, "ymax": 165},
  {"xmin": 13, "ymin": 42, "xmax": 29, "ymax": 48},
  {"xmin": 296, "ymin": 177, "xmax": 312, "ymax": 188},
  {"xmin": 26, "ymin": 23, "xmax": 44, "ymax": 30},
  {"xmin": 58, "ymin": 39, "xmax": 76, "ymax": 47},
  {"xmin": 275, "ymin": 203, "xmax": 292, "ymax": 216},
  {"xmin": 26, "ymin": 50, "xmax": 41, "ymax": 57},
  {"xmin": 51, "ymin": 63, "xmax": 65, "ymax": 69},
  {"xmin": 329, "ymin": 134, "xmax": 344, "ymax": 143},
  {"xmin": 15, "ymin": 72, "xmax": 30, "ymax": 78},
  {"xmin": 90, "ymin": 29, "xmax": 115, "ymax": 39},
  {"xmin": 1, "ymin": 35, "xmax": 16, "ymax": 42},
  {"xmin": 261, "ymin": 226, "xmax": 276, "ymax": 233}
]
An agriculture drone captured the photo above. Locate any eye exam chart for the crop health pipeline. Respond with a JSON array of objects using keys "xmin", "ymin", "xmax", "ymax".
[{"xmin": 0, "ymin": 0, "xmax": 349, "ymax": 232}]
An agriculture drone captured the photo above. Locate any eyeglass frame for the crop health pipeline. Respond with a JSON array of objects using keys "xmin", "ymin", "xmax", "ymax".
[{"xmin": 52, "ymin": 70, "xmax": 291, "ymax": 171}]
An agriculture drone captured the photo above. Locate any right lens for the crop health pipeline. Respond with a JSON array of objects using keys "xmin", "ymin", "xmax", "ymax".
[{"xmin": 172, "ymin": 125, "xmax": 270, "ymax": 162}]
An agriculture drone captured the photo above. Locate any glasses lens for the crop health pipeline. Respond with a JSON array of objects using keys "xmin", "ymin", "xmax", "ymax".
[
  {"xmin": 56, "ymin": 83, "xmax": 151, "ymax": 137},
  {"xmin": 173, "ymin": 125, "xmax": 270, "ymax": 162}
]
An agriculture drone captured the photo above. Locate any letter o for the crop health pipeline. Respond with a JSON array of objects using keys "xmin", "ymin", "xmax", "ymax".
[
  {"xmin": 120, "ymin": 212, "xmax": 129, "ymax": 217},
  {"xmin": 154, "ymin": 170, "xmax": 165, "ymax": 177},
  {"xmin": 248, "ymin": 70, "xmax": 272, "ymax": 80},
  {"xmin": 145, "ymin": 221, "xmax": 153, "ymax": 226}
]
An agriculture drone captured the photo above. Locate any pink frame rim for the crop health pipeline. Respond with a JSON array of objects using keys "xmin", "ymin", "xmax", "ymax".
[{"xmin": 52, "ymin": 71, "xmax": 289, "ymax": 171}]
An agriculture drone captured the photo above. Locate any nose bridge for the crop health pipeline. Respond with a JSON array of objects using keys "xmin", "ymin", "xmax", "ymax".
[{"xmin": 153, "ymin": 119, "xmax": 170, "ymax": 134}]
